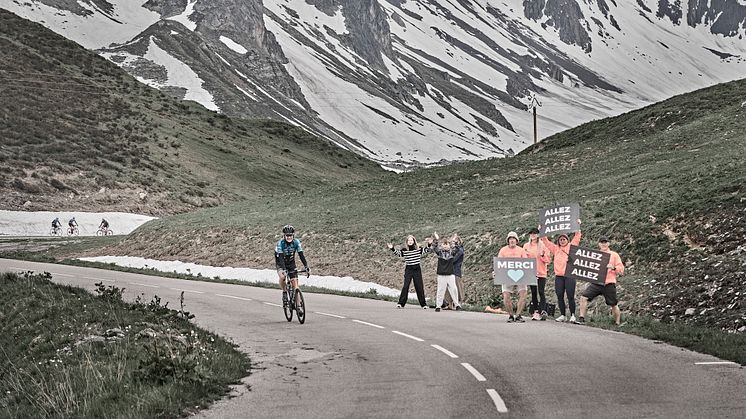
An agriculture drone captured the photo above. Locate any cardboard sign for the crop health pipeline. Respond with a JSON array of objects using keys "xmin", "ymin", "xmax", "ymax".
[
  {"xmin": 564, "ymin": 245, "xmax": 611, "ymax": 285},
  {"xmin": 539, "ymin": 204, "xmax": 580, "ymax": 237},
  {"xmin": 493, "ymin": 257, "xmax": 537, "ymax": 286}
]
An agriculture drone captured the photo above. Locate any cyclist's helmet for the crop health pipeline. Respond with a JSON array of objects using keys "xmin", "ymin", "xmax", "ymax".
[{"xmin": 282, "ymin": 225, "xmax": 295, "ymax": 235}]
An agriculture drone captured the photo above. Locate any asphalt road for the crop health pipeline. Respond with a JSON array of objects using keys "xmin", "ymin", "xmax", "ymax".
[{"xmin": 3, "ymin": 258, "xmax": 745, "ymax": 418}]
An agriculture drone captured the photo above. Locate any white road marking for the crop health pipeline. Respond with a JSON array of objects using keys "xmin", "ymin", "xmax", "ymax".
[
  {"xmin": 130, "ymin": 282, "xmax": 159, "ymax": 288},
  {"xmin": 51, "ymin": 273, "xmax": 74, "ymax": 277},
  {"xmin": 215, "ymin": 294, "xmax": 252, "ymax": 301},
  {"xmin": 461, "ymin": 363, "xmax": 486, "ymax": 382},
  {"xmin": 264, "ymin": 302, "xmax": 282, "ymax": 307},
  {"xmin": 83, "ymin": 276, "xmax": 112, "ymax": 281},
  {"xmin": 9, "ymin": 266, "xmax": 26, "ymax": 270},
  {"xmin": 315, "ymin": 312, "xmax": 346, "ymax": 319},
  {"xmin": 695, "ymin": 361, "xmax": 738, "ymax": 366},
  {"xmin": 170, "ymin": 288, "xmax": 204, "ymax": 294},
  {"xmin": 392, "ymin": 331, "xmax": 424, "ymax": 342},
  {"xmin": 486, "ymin": 389, "xmax": 509, "ymax": 413},
  {"xmin": 352, "ymin": 320, "xmax": 385, "ymax": 329},
  {"xmin": 431, "ymin": 344, "xmax": 459, "ymax": 358}
]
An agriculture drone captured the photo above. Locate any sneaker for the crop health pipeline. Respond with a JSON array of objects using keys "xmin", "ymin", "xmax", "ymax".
[
  {"xmin": 575, "ymin": 316, "xmax": 586, "ymax": 325},
  {"xmin": 555, "ymin": 315, "xmax": 566, "ymax": 322},
  {"xmin": 540, "ymin": 311, "xmax": 548, "ymax": 321},
  {"xmin": 455, "ymin": 305, "xmax": 462, "ymax": 311},
  {"xmin": 435, "ymin": 307, "xmax": 441, "ymax": 312},
  {"xmin": 422, "ymin": 305, "xmax": 428, "ymax": 309},
  {"xmin": 570, "ymin": 314, "xmax": 577, "ymax": 323},
  {"xmin": 396, "ymin": 304, "xmax": 403, "ymax": 308},
  {"xmin": 515, "ymin": 315, "xmax": 525, "ymax": 323},
  {"xmin": 531, "ymin": 312, "xmax": 541, "ymax": 321},
  {"xmin": 507, "ymin": 315, "xmax": 515, "ymax": 323}
]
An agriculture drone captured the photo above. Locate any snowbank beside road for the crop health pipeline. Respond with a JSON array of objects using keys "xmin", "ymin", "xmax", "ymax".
[
  {"xmin": 79, "ymin": 255, "xmax": 413, "ymax": 299},
  {"xmin": 0, "ymin": 211, "xmax": 156, "ymax": 236}
]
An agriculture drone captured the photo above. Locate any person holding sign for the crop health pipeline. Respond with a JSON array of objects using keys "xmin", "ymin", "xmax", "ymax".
[
  {"xmin": 524, "ymin": 227, "xmax": 551, "ymax": 321},
  {"xmin": 431, "ymin": 232, "xmax": 463, "ymax": 312},
  {"xmin": 498, "ymin": 231, "xmax": 530, "ymax": 323},
  {"xmin": 577, "ymin": 237, "xmax": 625, "ymax": 325},
  {"xmin": 388, "ymin": 235, "xmax": 432, "ymax": 309},
  {"xmin": 540, "ymin": 219, "xmax": 582, "ymax": 323}
]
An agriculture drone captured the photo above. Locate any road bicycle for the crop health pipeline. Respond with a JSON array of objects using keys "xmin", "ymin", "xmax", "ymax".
[
  {"xmin": 283, "ymin": 268, "xmax": 309, "ymax": 324},
  {"xmin": 67, "ymin": 226, "xmax": 79, "ymax": 236},
  {"xmin": 96, "ymin": 227, "xmax": 113, "ymax": 236},
  {"xmin": 50, "ymin": 226, "xmax": 62, "ymax": 236}
]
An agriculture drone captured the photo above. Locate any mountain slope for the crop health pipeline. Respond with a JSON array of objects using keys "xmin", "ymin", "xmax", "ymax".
[
  {"xmin": 0, "ymin": 9, "xmax": 384, "ymax": 215},
  {"xmin": 98, "ymin": 77, "xmax": 746, "ymax": 330},
  {"xmin": 4, "ymin": 0, "xmax": 746, "ymax": 166}
]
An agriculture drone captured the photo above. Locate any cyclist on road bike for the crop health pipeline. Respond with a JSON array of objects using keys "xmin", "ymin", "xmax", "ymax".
[
  {"xmin": 52, "ymin": 217, "xmax": 61, "ymax": 229},
  {"xmin": 275, "ymin": 225, "xmax": 310, "ymax": 305},
  {"xmin": 99, "ymin": 218, "xmax": 109, "ymax": 230},
  {"xmin": 68, "ymin": 217, "xmax": 77, "ymax": 228}
]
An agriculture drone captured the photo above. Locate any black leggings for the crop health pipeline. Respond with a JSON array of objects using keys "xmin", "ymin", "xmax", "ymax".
[
  {"xmin": 530, "ymin": 277, "xmax": 547, "ymax": 313},
  {"xmin": 555, "ymin": 276, "xmax": 576, "ymax": 316},
  {"xmin": 399, "ymin": 265, "xmax": 427, "ymax": 307}
]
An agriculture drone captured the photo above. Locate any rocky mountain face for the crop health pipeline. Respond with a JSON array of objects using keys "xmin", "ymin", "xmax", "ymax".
[{"xmin": 3, "ymin": 0, "xmax": 746, "ymax": 167}]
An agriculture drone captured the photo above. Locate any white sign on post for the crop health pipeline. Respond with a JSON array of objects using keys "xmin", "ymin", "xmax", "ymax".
[{"xmin": 493, "ymin": 258, "xmax": 537, "ymax": 286}]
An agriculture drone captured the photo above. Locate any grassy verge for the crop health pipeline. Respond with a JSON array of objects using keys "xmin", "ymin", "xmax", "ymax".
[{"xmin": 0, "ymin": 271, "xmax": 250, "ymax": 418}]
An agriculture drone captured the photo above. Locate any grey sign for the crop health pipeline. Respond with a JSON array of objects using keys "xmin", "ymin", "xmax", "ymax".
[
  {"xmin": 564, "ymin": 245, "xmax": 611, "ymax": 285},
  {"xmin": 539, "ymin": 203, "xmax": 581, "ymax": 237},
  {"xmin": 493, "ymin": 257, "xmax": 537, "ymax": 286}
]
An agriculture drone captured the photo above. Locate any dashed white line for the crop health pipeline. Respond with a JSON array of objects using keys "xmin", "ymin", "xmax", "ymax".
[
  {"xmin": 695, "ymin": 361, "xmax": 738, "ymax": 366},
  {"xmin": 431, "ymin": 344, "xmax": 459, "ymax": 358},
  {"xmin": 130, "ymin": 282, "xmax": 159, "ymax": 288},
  {"xmin": 352, "ymin": 320, "xmax": 385, "ymax": 329},
  {"xmin": 486, "ymin": 389, "xmax": 508, "ymax": 413},
  {"xmin": 170, "ymin": 288, "xmax": 204, "ymax": 294},
  {"xmin": 263, "ymin": 302, "xmax": 282, "ymax": 307},
  {"xmin": 461, "ymin": 363, "xmax": 486, "ymax": 382},
  {"xmin": 392, "ymin": 331, "xmax": 424, "ymax": 342},
  {"xmin": 83, "ymin": 276, "xmax": 111, "ymax": 281},
  {"xmin": 215, "ymin": 294, "xmax": 252, "ymax": 301},
  {"xmin": 315, "ymin": 312, "xmax": 346, "ymax": 319},
  {"xmin": 51, "ymin": 273, "xmax": 74, "ymax": 277}
]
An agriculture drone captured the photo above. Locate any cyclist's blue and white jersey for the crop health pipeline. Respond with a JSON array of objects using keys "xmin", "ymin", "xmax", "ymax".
[{"xmin": 275, "ymin": 239, "xmax": 306, "ymax": 270}]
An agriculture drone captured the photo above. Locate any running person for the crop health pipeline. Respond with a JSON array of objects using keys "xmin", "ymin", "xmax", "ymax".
[{"xmin": 275, "ymin": 225, "xmax": 310, "ymax": 305}]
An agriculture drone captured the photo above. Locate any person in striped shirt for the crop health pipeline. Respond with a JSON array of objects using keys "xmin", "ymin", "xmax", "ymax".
[{"xmin": 388, "ymin": 235, "xmax": 433, "ymax": 308}]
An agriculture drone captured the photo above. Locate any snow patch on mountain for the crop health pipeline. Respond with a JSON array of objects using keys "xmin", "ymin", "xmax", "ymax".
[
  {"xmin": 219, "ymin": 35, "xmax": 248, "ymax": 54},
  {"xmin": 167, "ymin": 0, "xmax": 198, "ymax": 31},
  {"xmin": 2, "ymin": 0, "xmax": 159, "ymax": 48}
]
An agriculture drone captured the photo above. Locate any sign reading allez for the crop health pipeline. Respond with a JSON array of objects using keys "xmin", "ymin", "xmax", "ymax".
[
  {"xmin": 493, "ymin": 257, "xmax": 537, "ymax": 286},
  {"xmin": 564, "ymin": 245, "xmax": 611, "ymax": 285},
  {"xmin": 539, "ymin": 204, "xmax": 580, "ymax": 237}
]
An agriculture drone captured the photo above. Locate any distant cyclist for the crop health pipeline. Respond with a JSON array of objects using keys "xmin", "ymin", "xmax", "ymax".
[
  {"xmin": 51, "ymin": 217, "xmax": 61, "ymax": 229},
  {"xmin": 68, "ymin": 217, "xmax": 77, "ymax": 229},
  {"xmin": 275, "ymin": 225, "xmax": 310, "ymax": 305},
  {"xmin": 99, "ymin": 218, "xmax": 109, "ymax": 230}
]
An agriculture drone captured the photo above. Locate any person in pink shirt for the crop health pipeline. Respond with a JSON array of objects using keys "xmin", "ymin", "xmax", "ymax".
[
  {"xmin": 540, "ymin": 219, "xmax": 581, "ymax": 323},
  {"xmin": 524, "ymin": 227, "xmax": 551, "ymax": 321},
  {"xmin": 577, "ymin": 236, "xmax": 625, "ymax": 325},
  {"xmin": 498, "ymin": 231, "xmax": 530, "ymax": 323}
]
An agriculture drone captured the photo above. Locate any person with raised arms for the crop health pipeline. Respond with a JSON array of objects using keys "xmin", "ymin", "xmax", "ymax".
[
  {"xmin": 498, "ymin": 231, "xmax": 530, "ymax": 323},
  {"xmin": 524, "ymin": 227, "xmax": 551, "ymax": 321},
  {"xmin": 431, "ymin": 232, "xmax": 463, "ymax": 312},
  {"xmin": 577, "ymin": 236, "xmax": 625, "ymax": 325},
  {"xmin": 388, "ymin": 235, "xmax": 432, "ymax": 309},
  {"xmin": 540, "ymin": 219, "xmax": 582, "ymax": 323}
]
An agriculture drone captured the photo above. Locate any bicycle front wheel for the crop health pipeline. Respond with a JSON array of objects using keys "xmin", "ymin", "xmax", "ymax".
[
  {"xmin": 96, "ymin": 229, "xmax": 103, "ymax": 236},
  {"xmin": 295, "ymin": 288, "xmax": 306, "ymax": 324},
  {"xmin": 283, "ymin": 288, "xmax": 293, "ymax": 322}
]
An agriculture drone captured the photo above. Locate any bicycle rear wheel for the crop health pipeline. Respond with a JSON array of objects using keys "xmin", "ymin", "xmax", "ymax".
[
  {"xmin": 283, "ymin": 286, "xmax": 293, "ymax": 322},
  {"xmin": 96, "ymin": 229, "xmax": 103, "ymax": 236},
  {"xmin": 295, "ymin": 288, "xmax": 306, "ymax": 324}
]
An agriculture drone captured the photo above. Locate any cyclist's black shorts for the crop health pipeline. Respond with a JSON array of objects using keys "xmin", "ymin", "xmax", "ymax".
[{"xmin": 278, "ymin": 263, "xmax": 299, "ymax": 279}]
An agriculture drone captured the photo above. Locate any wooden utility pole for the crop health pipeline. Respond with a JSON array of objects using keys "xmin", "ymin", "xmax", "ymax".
[{"xmin": 528, "ymin": 94, "xmax": 542, "ymax": 145}]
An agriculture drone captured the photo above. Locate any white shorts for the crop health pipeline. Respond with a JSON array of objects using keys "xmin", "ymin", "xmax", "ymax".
[{"xmin": 502, "ymin": 284, "xmax": 528, "ymax": 293}]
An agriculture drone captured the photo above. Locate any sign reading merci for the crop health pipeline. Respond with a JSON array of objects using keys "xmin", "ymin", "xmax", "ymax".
[
  {"xmin": 493, "ymin": 258, "xmax": 537, "ymax": 286},
  {"xmin": 539, "ymin": 204, "xmax": 580, "ymax": 237}
]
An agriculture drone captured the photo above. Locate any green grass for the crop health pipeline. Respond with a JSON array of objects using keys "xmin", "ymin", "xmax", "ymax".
[
  {"xmin": 0, "ymin": 271, "xmax": 250, "ymax": 418},
  {"xmin": 0, "ymin": 10, "xmax": 383, "ymax": 214}
]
